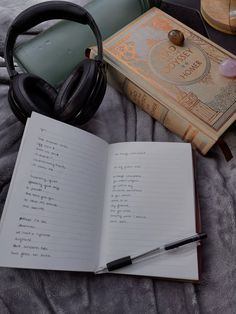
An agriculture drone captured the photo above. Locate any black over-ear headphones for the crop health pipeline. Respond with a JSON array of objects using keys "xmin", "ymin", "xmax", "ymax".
[{"xmin": 4, "ymin": 1, "xmax": 107, "ymax": 125}]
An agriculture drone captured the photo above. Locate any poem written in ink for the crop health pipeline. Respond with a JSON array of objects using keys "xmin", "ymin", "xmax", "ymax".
[
  {"xmin": 109, "ymin": 151, "xmax": 147, "ymax": 225},
  {"xmin": 11, "ymin": 128, "xmax": 68, "ymax": 259}
]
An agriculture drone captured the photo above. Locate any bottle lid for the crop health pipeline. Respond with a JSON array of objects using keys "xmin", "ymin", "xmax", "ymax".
[{"xmin": 201, "ymin": 0, "xmax": 236, "ymax": 35}]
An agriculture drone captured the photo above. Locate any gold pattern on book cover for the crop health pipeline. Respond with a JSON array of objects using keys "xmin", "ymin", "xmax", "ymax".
[{"xmin": 104, "ymin": 8, "xmax": 236, "ymax": 131}]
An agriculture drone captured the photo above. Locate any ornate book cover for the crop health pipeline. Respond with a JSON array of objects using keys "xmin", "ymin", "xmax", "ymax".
[{"xmin": 100, "ymin": 8, "xmax": 236, "ymax": 155}]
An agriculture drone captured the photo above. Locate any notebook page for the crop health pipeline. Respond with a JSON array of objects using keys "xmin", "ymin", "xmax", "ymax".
[
  {"xmin": 0, "ymin": 113, "xmax": 108, "ymax": 272},
  {"xmin": 99, "ymin": 142, "xmax": 198, "ymax": 280}
]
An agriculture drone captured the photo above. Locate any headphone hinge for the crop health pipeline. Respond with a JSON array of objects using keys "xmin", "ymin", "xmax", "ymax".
[
  {"xmin": 95, "ymin": 59, "xmax": 106, "ymax": 71},
  {"xmin": 10, "ymin": 70, "xmax": 18, "ymax": 79}
]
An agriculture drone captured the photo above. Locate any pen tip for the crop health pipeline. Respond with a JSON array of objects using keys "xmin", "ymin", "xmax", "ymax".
[{"xmin": 95, "ymin": 267, "xmax": 107, "ymax": 274}]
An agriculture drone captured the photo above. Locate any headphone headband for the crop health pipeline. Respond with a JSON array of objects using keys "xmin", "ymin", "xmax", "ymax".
[{"xmin": 5, "ymin": 1, "xmax": 103, "ymax": 78}]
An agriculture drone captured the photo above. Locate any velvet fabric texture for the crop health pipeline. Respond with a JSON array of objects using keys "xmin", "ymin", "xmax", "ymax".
[{"xmin": 0, "ymin": 1, "xmax": 236, "ymax": 313}]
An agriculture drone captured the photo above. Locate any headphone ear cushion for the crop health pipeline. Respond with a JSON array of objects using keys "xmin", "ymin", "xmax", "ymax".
[
  {"xmin": 54, "ymin": 59, "xmax": 99, "ymax": 122},
  {"xmin": 74, "ymin": 65, "xmax": 107, "ymax": 125},
  {"xmin": 9, "ymin": 73, "xmax": 57, "ymax": 122}
]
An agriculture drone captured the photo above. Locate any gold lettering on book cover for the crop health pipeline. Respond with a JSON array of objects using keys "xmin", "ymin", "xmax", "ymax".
[{"xmin": 149, "ymin": 41, "xmax": 210, "ymax": 85}]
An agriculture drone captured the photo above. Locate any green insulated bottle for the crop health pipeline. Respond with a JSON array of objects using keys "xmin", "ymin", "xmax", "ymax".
[{"xmin": 14, "ymin": 0, "xmax": 160, "ymax": 87}]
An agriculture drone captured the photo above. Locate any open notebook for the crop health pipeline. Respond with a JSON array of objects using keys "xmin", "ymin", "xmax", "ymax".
[{"xmin": 0, "ymin": 113, "xmax": 200, "ymax": 281}]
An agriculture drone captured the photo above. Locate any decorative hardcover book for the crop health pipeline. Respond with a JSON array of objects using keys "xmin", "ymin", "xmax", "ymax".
[
  {"xmin": 92, "ymin": 7, "xmax": 236, "ymax": 155},
  {"xmin": 0, "ymin": 112, "xmax": 201, "ymax": 281}
]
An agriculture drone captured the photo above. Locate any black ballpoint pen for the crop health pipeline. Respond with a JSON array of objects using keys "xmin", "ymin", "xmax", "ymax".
[{"xmin": 95, "ymin": 232, "xmax": 207, "ymax": 274}]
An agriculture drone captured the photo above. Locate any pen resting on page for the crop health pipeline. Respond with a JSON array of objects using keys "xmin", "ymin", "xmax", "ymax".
[{"xmin": 95, "ymin": 232, "xmax": 207, "ymax": 274}]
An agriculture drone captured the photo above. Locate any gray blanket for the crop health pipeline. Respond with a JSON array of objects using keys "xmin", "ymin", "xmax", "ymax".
[{"xmin": 0, "ymin": 1, "xmax": 236, "ymax": 313}]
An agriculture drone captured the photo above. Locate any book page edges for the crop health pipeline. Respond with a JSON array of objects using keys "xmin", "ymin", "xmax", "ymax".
[
  {"xmin": 100, "ymin": 55, "xmax": 217, "ymax": 155},
  {"xmin": 193, "ymin": 150, "xmax": 202, "ymax": 283}
]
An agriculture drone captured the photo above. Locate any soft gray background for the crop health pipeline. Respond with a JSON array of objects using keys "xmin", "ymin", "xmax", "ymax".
[{"xmin": 0, "ymin": 0, "xmax": 236, "ymax": 313}]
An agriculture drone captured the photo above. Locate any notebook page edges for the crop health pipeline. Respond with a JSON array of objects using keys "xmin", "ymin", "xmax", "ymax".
[
  {"xmin": 99, "ymin": 142, "xmax": 198, "ymax": 280},
  {"xmin": 0, "ymin": 113, "xmax": 108, "ymax": 272}
]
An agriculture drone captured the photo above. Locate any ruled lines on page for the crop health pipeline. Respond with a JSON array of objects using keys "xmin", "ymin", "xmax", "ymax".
[
  {"xmin": 0, "ymin": 113, "xmax": 108, "ymax": 271},
  {"xmin": 99, "ymin": 142, "xmax": 198, "ymax": 280}
]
